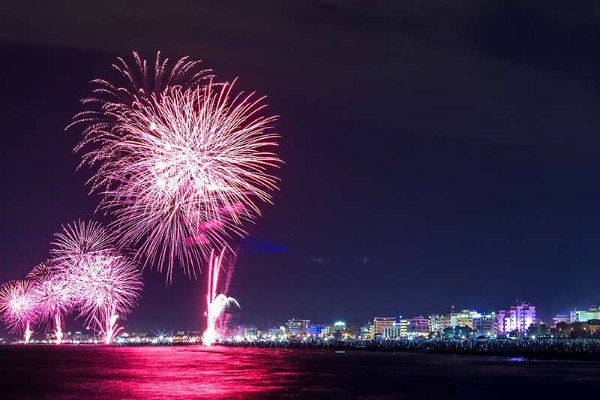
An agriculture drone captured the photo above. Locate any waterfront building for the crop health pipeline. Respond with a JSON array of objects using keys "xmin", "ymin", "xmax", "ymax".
[
  {"xmin": 570, "ymin": 307, "xmax": 600, "ymax": 323},
  {"xmin": 322, "ymin": 321, "xmax": 347, "ymax": 338},
  {"xmin": 429, "ymin": 314, "xmax": 451, "ymax": 333},
  {"xmin": 321, "ymin": 324, "xmax": 334, "ymax": 336},
  {"xmin": 407, "ymin": 316, "xmax": 429, "ymax": 337},
  {"xmin": 496, "ymin": 302, "xmax": 536, "ymax": 335},
  {"xmin": 450, "ymin": 309, "xmax": 481, "ymax": 329},
  {"xmin": 308, "ymin": 324, "xmax": 326, "ymax": 337},
  {"xmin": 343, "ymin": 325, "xmax": 363, "ymax": 340},
  {"xmin": 472, "ymin": 312, "xmax": 497, "ymax": 335},
  {"xmin": 553, "ymin": 315, "xmax": 570, "ymax": 326},
  {"xmin": 333, "ymin": 321, "xmax": 346, "ymax": 331},
  {"xmin": 285, "ymin": 319, "xmax": 310, "ymax": 337},
  {"xmin": 366, "ymin": 324, "xmax": 374, "ymax": 339},
  {"xmin": 371, "ymin": 317, "xmax": 396, "ymax": 337},
  {"xmin": 382, "ymin": 325, "xmax": 403, "ymax": 339}
]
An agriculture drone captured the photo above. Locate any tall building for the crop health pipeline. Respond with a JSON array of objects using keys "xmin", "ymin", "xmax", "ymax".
[
  {"xmin": 570, "ymin": 307, "xmax": 600, "ymax": 323},
  {"xmin": 285, "ymin": 319, "xmax": 310, "ymax": 337},
  {"xmin": 371, "ymin": 317, "xmax": 396, "ymax": 337},
  {"xmin": 496, "ymin": 302, "xmax": 536, "ymax": 335}
]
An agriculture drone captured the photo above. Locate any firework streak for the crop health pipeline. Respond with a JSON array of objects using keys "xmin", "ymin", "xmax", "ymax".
[{"xmin": 202, "ymin": 248, "xmax": 239, "ymax": 346}]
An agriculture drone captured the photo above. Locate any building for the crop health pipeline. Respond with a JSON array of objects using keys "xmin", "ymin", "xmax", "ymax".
[
  {"xmin": 496, "ymin": 302, "xmax": 536, "ymax": 335},
  {"xmin": 450, "ymin": 310, "xmax": 481, "ymax": 329},
  {"xmin": 553, "ymin": 315, "xmax": 570, "ymax": 326},
  {"xmin": 308, "ymin": 324, "xmax": 326, "ymax": 337},
  {"xmin": 343, "ymin": 325, "xmax": 363, "ymax": 340},
  {"xmin": 267, "ymin": 327, "xmax": 283, "ymax": 338},
  {"xmin": 570, "ymin": 307, "xmax": 600, "ymax": 323},
  {"xmin": 285, "ymin": 319, "xmax": 310, "ymax": 337},
  {"xmin": 332, "ymin": 321, "xmax": 346, "ymax": 331},
  {"xmin": 382, "ymin": 325, "xmax": 403, "ymax": 339},
  {"xmin": 474, "ymin": 312, "xmax": 497, "ymax": 335},
  {"xmin": 429, "ymin": 314, "xmax": 451, "ymax": 333},
  {"xmin": 322, "ymin": 321, "xmax": 347, "ymax": 338},
  {"xmin": 361, "ymin": 324, "xmax": 372, "ymax": 339},
  {"xmin": 407, "ymin": 316, "xmax": 430, "ymax": 337},
  {"xmin": 371, "ymin": 317, "xmax": 397, "ymax": 337}
]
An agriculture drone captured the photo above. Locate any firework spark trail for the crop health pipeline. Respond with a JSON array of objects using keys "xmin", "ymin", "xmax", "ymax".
[
  {"xmin": 27, "ymin": 261, "xmax": 72, "ymax": 344},
  {"xmin": 0, "ymin": 280, "xmax": 39, "ymax": 343},
  {"xmin": 74, "ymin": 73, "xmax": 281, "ymax": 280},
  {"xmin": 71, "ymin": 51, "xmax": 211, "ymax": 129},
  {"xmin": 51, "ymin": 221, "xmax": 143, "ymax": 344},
  {"xmin": 202, "ymin": 248, "xmax": 239, "ymax": 346}
]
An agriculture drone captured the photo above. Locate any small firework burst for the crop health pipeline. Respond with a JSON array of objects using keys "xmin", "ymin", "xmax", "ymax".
[
  {"xmin": 0, "ymin": 280, "xmax": 39, "ymax": 342},
  {"xmin": 51, "ymin": 221, "xmax": 143, "ymax": 344},
  {"xmin": 27, "ymin": 261, "xmax": 72, "ymax": 344}
]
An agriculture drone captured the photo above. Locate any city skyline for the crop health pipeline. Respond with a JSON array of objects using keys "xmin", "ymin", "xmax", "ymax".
[{"xmin": 3, "ymin": 296, "xmax": 600, "ymax": 337}]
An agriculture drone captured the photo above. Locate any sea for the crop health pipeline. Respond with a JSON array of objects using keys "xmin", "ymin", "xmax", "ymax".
[{"xmin": 1, "ymin": 345, "xmax": 599, "ymax": 399}]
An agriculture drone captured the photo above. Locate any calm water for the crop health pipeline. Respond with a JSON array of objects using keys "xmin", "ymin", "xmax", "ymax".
[{"xmin": 1, "ymin": 345, "xmax": 600, "ymax": 399}]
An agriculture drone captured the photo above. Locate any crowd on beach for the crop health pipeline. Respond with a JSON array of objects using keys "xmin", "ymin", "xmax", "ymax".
[{"xmin": 218, "ymin": 336, "xmax": 600, "ymax": 357}]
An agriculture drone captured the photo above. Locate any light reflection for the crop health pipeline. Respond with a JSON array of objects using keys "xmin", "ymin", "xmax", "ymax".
[{"xmin": 62, "ymin": 346, "xmax": 301, "ymax": 398}]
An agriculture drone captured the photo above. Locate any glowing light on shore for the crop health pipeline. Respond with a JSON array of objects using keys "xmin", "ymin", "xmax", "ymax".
[{"xmin": 202, "ymin": 248, "xmax": 239, "ymax": 346}]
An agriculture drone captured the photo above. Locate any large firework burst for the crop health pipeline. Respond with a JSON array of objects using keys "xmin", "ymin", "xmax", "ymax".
[
  {"xmin": 0, "ymin": 280, "xmax": 39, "ymax": 343},
  {"xmin": 72, "ymin": 53, "xmax": 281, "ymax": 279}
]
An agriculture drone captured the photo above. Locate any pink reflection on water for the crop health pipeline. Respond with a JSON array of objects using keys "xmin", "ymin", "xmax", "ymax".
[{"xmin": 64, "ymin": 346, "xmax": 301, "ymax": 399}]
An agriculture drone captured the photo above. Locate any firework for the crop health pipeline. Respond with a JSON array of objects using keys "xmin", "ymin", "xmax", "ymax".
[
  {"xmin": 0, "ymin": 280, "xmax": 39, "ymax": 343},
  {"xmin": 51, "ymin": 221, "xmax": 143, "ymax": 344},
  {"xmin": 202, "ymin": 248, "xmax": 239, "ymax": 346},
  {"xmin": 72, "ymin": 51, "xmax": 210, "ymax": 124},
  {"xmin": 70, "ymin": 253, "xmax": 142, "ymax": 344},
  {"xmin": 51, "ymin": 220, "xmax": 115, "ymax": 267},
  {"xmin": 70, "ymin": 52, "xmax": 281, "ymax": 341},
  {"xmin": 27, "ymin": 261, "xmax": 72, "ymax": 344},
  {"xmin": 74, "ymin": 70, "xmax": 281, "ymax": 279}
]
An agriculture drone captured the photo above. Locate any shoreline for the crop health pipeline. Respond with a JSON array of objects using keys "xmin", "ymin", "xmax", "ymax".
[
  {"xmin": 214, "ymin": 340, "xmax": 600, "ymax": 361},
  {"xmin": 3, "ymin": 340, "xmax": 600, "ymax": 361}
]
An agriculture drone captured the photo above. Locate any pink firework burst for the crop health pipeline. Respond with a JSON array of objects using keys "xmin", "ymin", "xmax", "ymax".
[
  {"xmin": 27, "ymin": 261, "xmax": 72, "ymax": 344},
  {"xmin": 74, "ymin": 67, "xmax": 281, "ymax": 279},
  {"xmin": 68, "ymin": 252, "xmax": 142, "ymax": 344},
  {"xmin": 51, "ymin": 221, "xmax": 143, "ymax": 344},
  {"xmin": 0, "ymin": 280, "xmax": 39, "ymax": 343}
]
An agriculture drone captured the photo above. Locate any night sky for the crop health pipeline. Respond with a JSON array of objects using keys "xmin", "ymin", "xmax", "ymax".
[{"xmin": 1, "ymin": 1, "xmax": 600, "ymax": 332}]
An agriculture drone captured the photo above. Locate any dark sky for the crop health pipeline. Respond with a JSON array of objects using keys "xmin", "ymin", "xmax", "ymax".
[{"xmin": 1, "ymin": 1, "xmax": 600, "ymax": 331}]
